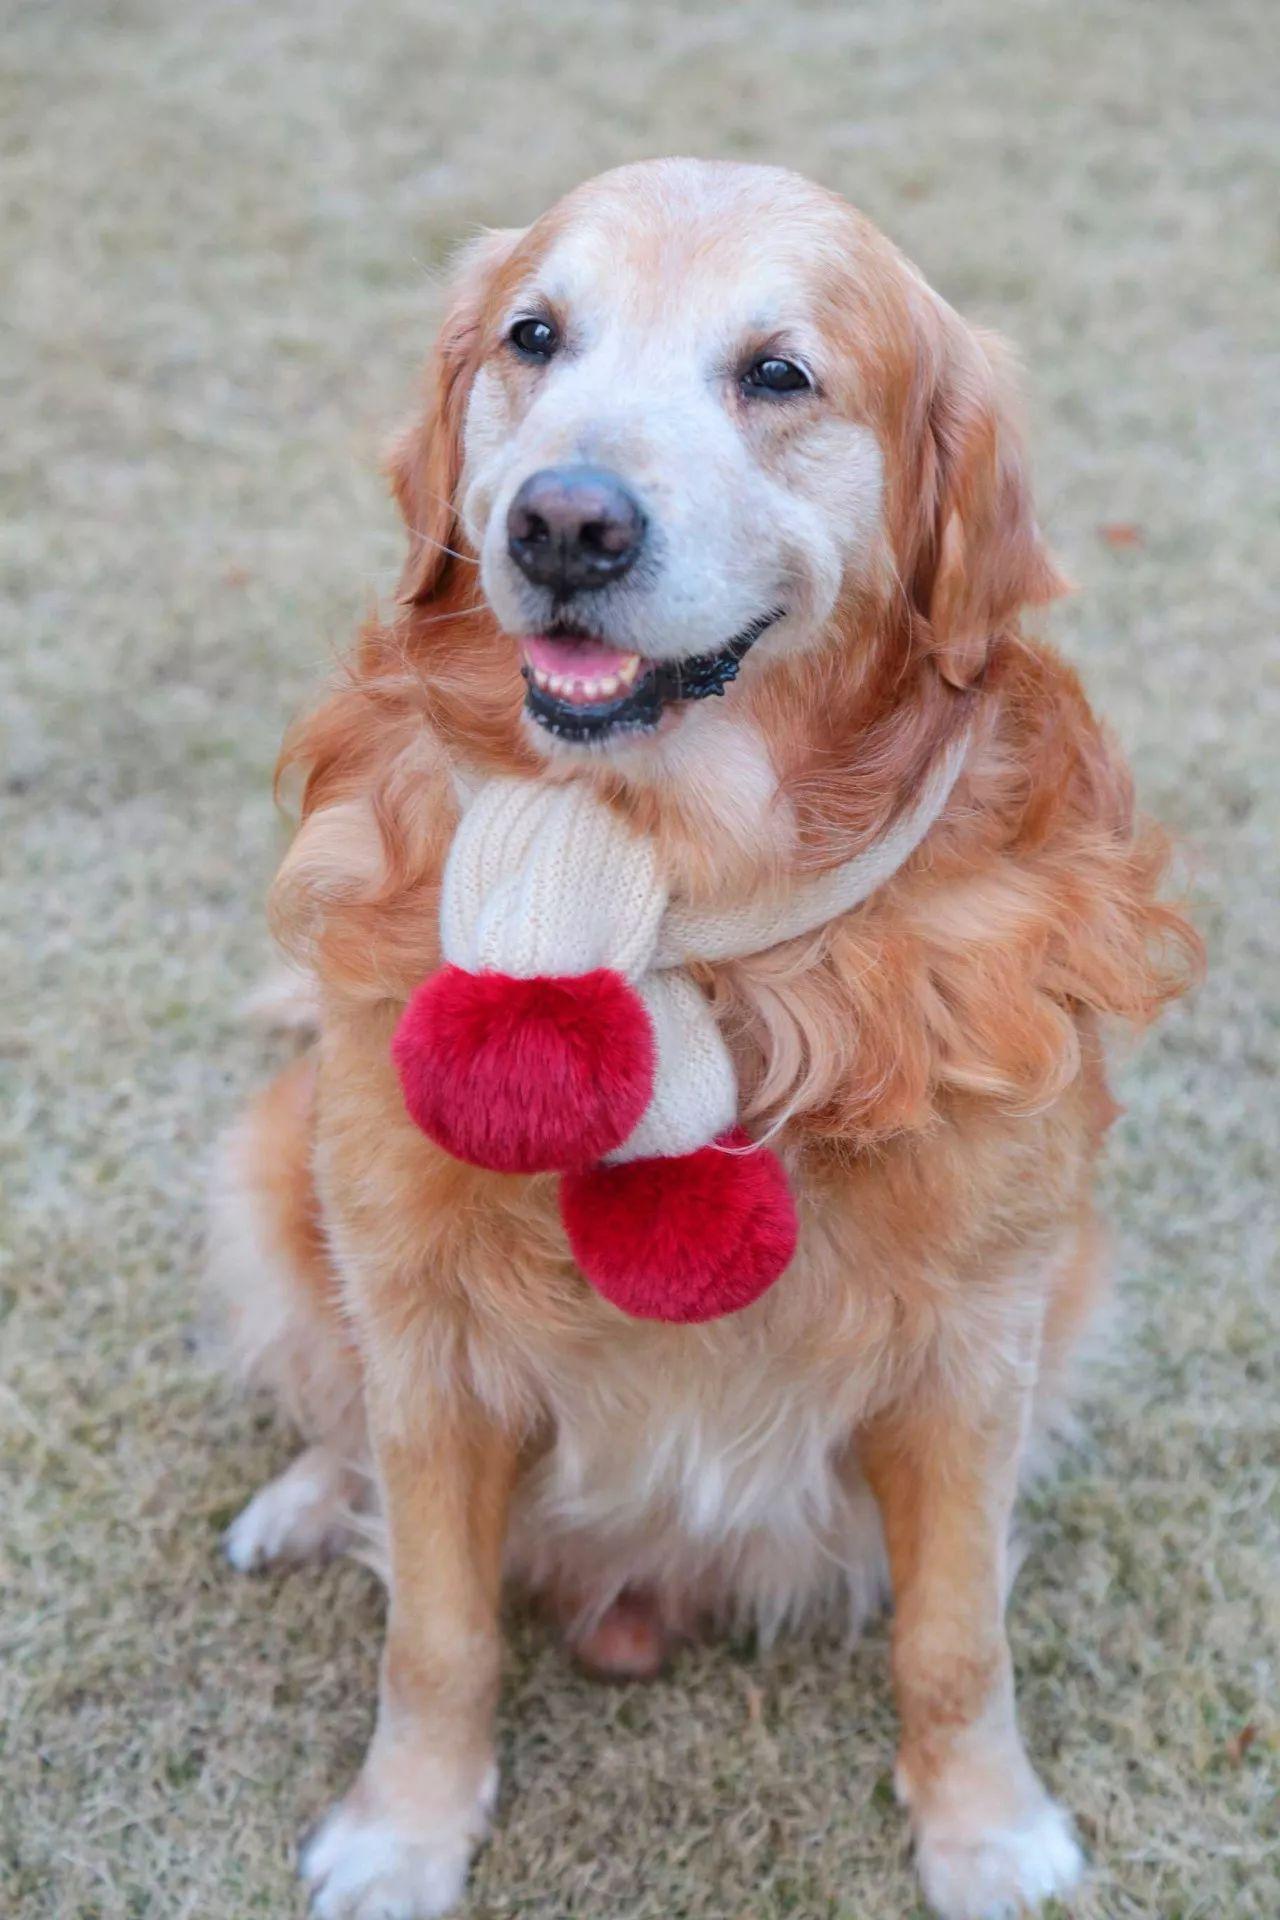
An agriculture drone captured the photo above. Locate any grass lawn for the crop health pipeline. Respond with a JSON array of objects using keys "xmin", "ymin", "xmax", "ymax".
[{"xmin": 2, "ymin": 2, "xmax": 1276, "ymax": 1914}]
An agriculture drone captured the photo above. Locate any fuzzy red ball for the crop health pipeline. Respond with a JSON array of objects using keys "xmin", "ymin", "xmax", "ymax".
[
  {"xmin": 560, "ymin": 1127, "xmax": 798, "ymax": 1323},
  {"xmin": 392, "ymin": 964, "xmax": 655, "ymax": 1174}
]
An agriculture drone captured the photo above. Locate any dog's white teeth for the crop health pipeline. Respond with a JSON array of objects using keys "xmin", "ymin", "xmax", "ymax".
[{"xmin": 530, "ymin": 656, "xmax": 642, "ymax": 705}]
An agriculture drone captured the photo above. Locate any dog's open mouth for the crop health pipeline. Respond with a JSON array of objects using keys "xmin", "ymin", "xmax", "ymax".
[{"xmin": 518, "ymin": 610, "xmax": 783, "ymax": 743}]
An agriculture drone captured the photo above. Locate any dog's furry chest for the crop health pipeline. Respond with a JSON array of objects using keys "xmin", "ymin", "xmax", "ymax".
[{"xmin": 504, "ymin": 1320, "xmax": 890, "ymax": 1638}]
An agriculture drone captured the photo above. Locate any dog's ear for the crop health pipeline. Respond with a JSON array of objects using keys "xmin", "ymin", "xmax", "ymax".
[
  {"xmin": 385, "ymin": 228, "xmax": 524, "ymax": 606},
  {"xmin": 908, "ymin": 305, "xmax": 1068, "ymax": 688}
]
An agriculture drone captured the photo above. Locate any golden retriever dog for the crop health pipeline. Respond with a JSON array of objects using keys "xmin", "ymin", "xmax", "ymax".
[{"xmin": 208, "ymin": 159, "xmax": 1198, "ymax": 1919}]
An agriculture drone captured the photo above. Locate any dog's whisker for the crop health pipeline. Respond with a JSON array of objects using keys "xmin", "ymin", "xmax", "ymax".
[
  {"xmin": 402, "ymin": 520, "xmax": 478, "ymax": 566},
  {"xmin": 398, "ymin": 598, "xmax": 488, "ymax": 629}
]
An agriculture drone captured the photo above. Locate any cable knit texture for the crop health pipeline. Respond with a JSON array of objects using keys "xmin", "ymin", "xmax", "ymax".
[
  {"xmin": 441, "ymin": 777, "xmax": 668, "ymax": 980},
  {"xmin": 432, "ymin": 775, "xmax": 740, "ymax": 1170},
  {"xmin": 391, "ymin": 741, "xmax": 968, "ymax": 1321}
]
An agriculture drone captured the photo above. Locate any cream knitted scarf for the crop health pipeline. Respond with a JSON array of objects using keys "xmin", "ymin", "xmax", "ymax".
[
  {"xmin": 439, "ymin": 732, "xmax": 970, "ymax": 1165},
  {"xmin": 392, "ymin": 730, "xmax": 969, "ymax": 1321}
]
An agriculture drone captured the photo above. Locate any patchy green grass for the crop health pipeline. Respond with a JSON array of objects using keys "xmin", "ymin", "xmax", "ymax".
[{"xmin": 2, "ymin": 2, "xmax": 1276, "ymax": 1915}]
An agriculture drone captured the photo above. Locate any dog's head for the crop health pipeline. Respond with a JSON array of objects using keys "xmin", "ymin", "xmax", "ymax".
[{"xmin": 390, "ymin": 160, "xmax": 1062, "ymax": 776}]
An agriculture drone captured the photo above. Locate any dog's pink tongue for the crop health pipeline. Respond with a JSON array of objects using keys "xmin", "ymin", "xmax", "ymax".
[{"xmin": 522, "ymin": 634, "xmax": 640, "ymax": 680}]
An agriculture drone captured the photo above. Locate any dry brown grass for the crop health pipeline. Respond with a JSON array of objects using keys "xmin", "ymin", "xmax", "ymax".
[{"xmin": 2, "ymin": 2, "xmax": 1277, "ymax": 1915}]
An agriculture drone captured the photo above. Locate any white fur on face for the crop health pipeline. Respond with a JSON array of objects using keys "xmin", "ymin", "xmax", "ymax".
[{"xmin": 458, "ymin": 172, "xmax": 886, "ymax": 683}]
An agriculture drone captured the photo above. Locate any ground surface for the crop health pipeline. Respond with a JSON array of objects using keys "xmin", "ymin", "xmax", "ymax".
[{"xmin": 2, "ymin": 2, "xmax": 1277, "ymax": 1916}]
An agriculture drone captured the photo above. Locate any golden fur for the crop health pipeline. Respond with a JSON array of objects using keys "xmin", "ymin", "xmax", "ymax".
[{"xmin": 212, "ymin": 161, "xmax": 1199, "ymax": 1920}]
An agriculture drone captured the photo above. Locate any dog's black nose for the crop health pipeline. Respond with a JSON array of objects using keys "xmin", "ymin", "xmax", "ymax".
[{"xmin": 507, "ymin": 466, "xmax": 645, "ymax": 596}]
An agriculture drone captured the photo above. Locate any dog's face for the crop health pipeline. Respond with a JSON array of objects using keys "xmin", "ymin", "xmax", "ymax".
[
  {"xmin": 392, "ymin": 161, "xmax": 1060, "ymax": 766},
  {"xmin": 458, "ymin": 168, "xmax": 889, "ymax": 749}
]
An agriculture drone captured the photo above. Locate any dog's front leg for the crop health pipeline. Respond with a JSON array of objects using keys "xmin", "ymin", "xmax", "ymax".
[
  {"xmin": 862, "ymin": 1370, "xmax": 1083, "ymax": 1920},
  {"xmin": 301, "ymin": 1370, "xmax": 517, "ymax": 1920}
]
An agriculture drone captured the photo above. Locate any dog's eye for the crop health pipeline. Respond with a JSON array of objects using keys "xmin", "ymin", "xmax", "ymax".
[
  {"xmin": 742, "ymin": 355, "xmax": 812, "ymax": 396},
  {"xmin": 509, "ymin": 316, "xmax": 558, "ymax": 361}
]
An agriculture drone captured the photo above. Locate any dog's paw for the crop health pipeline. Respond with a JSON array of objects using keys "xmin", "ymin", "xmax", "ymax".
[
  {"xmin": 299, "ymin": 1770, "xmax": 496, "ymax": 1920},
  {"xmin": 914, "ymin": 1790, "xmax": 1083, "ymax": 1920},
  {"xmin": 224, "ymin": 1446, "xmax": 353, "ymax": 1573}
]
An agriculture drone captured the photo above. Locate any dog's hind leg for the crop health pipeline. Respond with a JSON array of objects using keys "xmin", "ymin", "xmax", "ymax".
[
  {"xmin": 224, "ymin": 1439, "xmax": 360, "ymax": 1571},
  {"xmin": 207, "ymin": 1051, "xmax": 369, "ymax": 1570}
]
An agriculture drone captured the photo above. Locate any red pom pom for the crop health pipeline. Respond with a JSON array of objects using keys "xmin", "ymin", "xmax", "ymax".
[
  {"xmin": 560, "ymin": 1128, "xmax": 798, "ymax": 1324},
  {"xmin": 392, "ymin": 965, "xmax": 654, "ymax": 1174}
]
